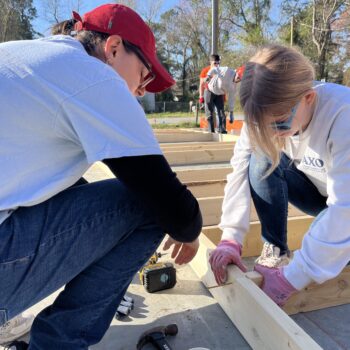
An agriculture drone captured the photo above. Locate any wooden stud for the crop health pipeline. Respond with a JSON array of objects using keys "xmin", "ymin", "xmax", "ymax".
[
  {"xmin": 156, "ymin": 130, "xmax": 214, "ymax": 143},
  {"xmin": 282, "ymin": 266, "xmax": 350, "ymax": 315},
  {"xmin": 185, "ymin": 180, "xmax": 227, "ymax": 198},
  {"xmin": 176, "ymin": 167, "xmax": 231, "ymax": 182},
  {"xmin": 164, "ymin": 148, "xmax": 233, "ymax": 166},
  {"xmin": 161, "ymin": 141, "xmax": 235, "ymax": 151},
  {"xmin": 190, "ymin": 234, "xmax": 322, "ymax": 350},
  {"xmin": 202, "ymin": 216, "xmax": 314, "ymax": 257},
  {"xmin": 198, "ymin": 197, "xmax": 307, "ymax": 228}
]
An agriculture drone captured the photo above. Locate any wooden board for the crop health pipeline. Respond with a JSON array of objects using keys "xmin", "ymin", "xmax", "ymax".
[
  {"xmin": 161, "ymin": 141, "xmax": 235, "ymax": 151},
  {"xmin": 198, "ymin": 197, "xmax": 306, "ymax": 227},
  {"xmin": 185, "ymin": 180, "xmax": 227, "ymax": 198},
  {"xmin": 190, "ymin": 234, "xmax": 322, "ymax": 350},
  {"xmin": 164, "ymin": 148, "xmax": 233, "ymax": 166},
  {"xmin": 202, "ymin": 216, "xmax": 314, "ymax": 257},
  {"xmin": 176, "ymin": 167, "xmax": 231, "ymax": 182},
  {"xmin": 155, "ymin": 130, "xmax": 214, "ymax": 143},
  {"xmin": 282, "ymin": 266, "xmax": 350, "ymax": 315}
]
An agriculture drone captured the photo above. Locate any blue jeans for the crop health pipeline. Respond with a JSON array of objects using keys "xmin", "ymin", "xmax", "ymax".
[
  {"xmin": 249, "ymin": 153, "xmax": 327, "ymax": 254},
  {"xmin": 0, "ymin": 179, "xmax": 165, "ymax": 349}
]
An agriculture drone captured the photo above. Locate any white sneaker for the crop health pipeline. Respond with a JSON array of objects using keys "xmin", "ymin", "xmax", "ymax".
[
  {"xmin": 0, "ymin": 313, "xmax": 34, "ymax": 345},
  {"xmin": 255, "ymin": 242, "xmax": 291, "ymax": 268}
]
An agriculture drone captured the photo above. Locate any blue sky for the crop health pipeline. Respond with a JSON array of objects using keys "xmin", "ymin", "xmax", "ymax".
[
  {"xmin": 33, "ymin": 0, "xmax": 179, "ymax": 35},
  {"xmin": 33, "ymin": 0, "xmax": 284, "ymax": 37}
]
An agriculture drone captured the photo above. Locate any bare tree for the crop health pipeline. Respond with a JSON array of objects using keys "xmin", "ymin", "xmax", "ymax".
[
  {"xmin": 40, "ymin": 0, "xmax": 85, "ymax": 25},
  {"xmin": 311, "ymin": 0, "xmax": 345, "ymax": 78}
]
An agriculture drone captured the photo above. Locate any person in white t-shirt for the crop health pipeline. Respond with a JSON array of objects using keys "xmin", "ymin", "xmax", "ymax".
[
  {"xmin": 205, "ymin": 55, "xmax": 227, "ymax": 134},
  {"xmin": 209, "ymin": 44, "xmax": 350, "ymax": 307},
  {"xmin": 0, "ymin": 4, "xmax": 202, "ymax": 350},
  {"xmin": 207, "ymin": 66, "xmax": 238, "ymax": 126}
]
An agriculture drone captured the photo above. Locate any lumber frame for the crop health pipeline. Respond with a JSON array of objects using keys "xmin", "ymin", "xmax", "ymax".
[
  {"xmin": 198, "ymin": 196, "xmax": 306, "ymax": 227},
  {"xmin": 190, "ymin": 234, "xmax": 322, "ymax": 350},
  {"xmin": 202, "ymin": 216, "xmax": 314, "ymax": 257}
]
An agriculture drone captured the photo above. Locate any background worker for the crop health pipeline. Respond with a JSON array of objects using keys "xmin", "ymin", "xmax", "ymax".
[
  {"xmin": 199, "ymin": 54, "xmax": 222, "ymax": 133},
  {"xmin": 210, "ymin": 44, "xmax": 350, "ymax": 307},
  {"xmin": 0, "ymin": 4, "xmax": 202, "ymax": 350},
  {"xmin": 206, "ymin": 66, "xmax": 240, "ymax": 130},
  {"xmin": 205, "ymin": 57, "xmax": 227, "ymax": 134}
]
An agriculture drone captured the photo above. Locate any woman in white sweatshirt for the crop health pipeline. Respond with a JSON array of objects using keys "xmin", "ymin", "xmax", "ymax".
[{"xmin": 209, "ymin": 44, "xmax": 350, "ymax": 306}]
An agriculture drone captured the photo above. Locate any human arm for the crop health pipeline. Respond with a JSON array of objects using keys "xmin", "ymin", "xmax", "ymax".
[
  {"xmin": 59, "ymin": 77, "xmax": 201, "ymax": 243},
  {"xmin": 283, "ymin": 111, "xmax": 350, "ymax": 290},
  {"xmin": 199, "ymin": 77, "xmax": 206, "ymax": 102},
  {"xmin": 219, "ymin": 123, "xmax": 253, "ymax": 245},
  {"xmin": 103, "ymin": 155, "xmax": 202, "ymax": 243},
  {"xmin": 205, "ymin": 67, "xmax": 218, "ymax": 82}
]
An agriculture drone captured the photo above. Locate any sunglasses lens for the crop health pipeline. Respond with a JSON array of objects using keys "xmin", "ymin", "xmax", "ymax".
[{"xmin": 273, "ymin": 124, "xmax": 291, "ymax": 131}]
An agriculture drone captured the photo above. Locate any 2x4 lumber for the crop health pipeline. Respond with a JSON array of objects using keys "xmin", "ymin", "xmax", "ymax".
[
  {"xmin": 202, "ymin": 216, "xmax": 314, "ymax": 257},
  {"xmin": 190, "ymin": 234, "xmax": 322, "ymax": 350},
  {"xmin": 200, "ymin": 227, "xmax": 350, "ymax": 316},
  {"xmin": 176, "ymin": 167, "xmax": 231, "ymax": 182},
  {"xmin": 198, "ymin": 197, "xmax": 306, "ymax": 227},
  {"xmin": 185, "ymin": 180, "xmax": 226, "ymax": 198},
  {"xmin": 156, "ymin": 131, "xmax": 214, "ymax": 143},
  {"xmin": 282, "ymin": 266, "xmax": 350, "ymax": 315},
  {"xmin": 161, "ymin": 141, "xmax": 235, "ymax": 151},
  {"xmin": 164, "ymin": 148, "xmax": 233, "ymax": 166},
  {"xmin": 241, "ymin": 260, "xmax": 350, "ymax": 316}
]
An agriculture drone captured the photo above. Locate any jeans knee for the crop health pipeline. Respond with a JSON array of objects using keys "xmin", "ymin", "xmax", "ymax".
[{"xmin": 249, "ymin": 153, "xmax": 271, "ymax": 187}]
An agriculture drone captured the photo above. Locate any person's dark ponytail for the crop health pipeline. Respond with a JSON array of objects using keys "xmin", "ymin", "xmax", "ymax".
[
  {"xmin": 51, "ymin": 19, "xmax": 77, "ymax": 35},
  {"xmin": 50, "ymin": 19, "xmax": 109, "ymax": 59}
]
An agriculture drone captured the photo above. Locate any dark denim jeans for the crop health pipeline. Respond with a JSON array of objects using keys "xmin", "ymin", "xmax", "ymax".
[
  {"xmin": 248, "ymin": 152, "xmax": 327, "ymax": 254},
  {"xmin": 0, "ymin": 179, "xmax": 165, "ymax": 349},
  {"xmin": 206, "ymin": 91, "xmax": 226, "ymax": 133}
]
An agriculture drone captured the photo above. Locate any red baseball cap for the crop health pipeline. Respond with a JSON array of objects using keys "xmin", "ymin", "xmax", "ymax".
[{"xmin": 72, "ymin": 4, "xmax": 175, "ymax": 93}]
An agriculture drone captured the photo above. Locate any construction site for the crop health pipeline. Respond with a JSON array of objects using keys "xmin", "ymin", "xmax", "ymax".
[{"xmin": 2, "ymin": 127, "xmax": 347, "ymax": 350}]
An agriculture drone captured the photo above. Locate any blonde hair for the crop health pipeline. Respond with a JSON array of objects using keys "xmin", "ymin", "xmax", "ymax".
[{"xmin": 240, "ymin": 44, "xmax": 315, "ymax": 174}]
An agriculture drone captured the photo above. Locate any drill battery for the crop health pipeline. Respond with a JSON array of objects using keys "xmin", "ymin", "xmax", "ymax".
[{"xmin": 139, "ymin": 253, "xmax": 176, "ymax": 293}]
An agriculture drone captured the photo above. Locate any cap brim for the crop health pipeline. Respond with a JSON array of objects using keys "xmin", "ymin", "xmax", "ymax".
[{"xmin": 145, "ymin": 55, "xmax": 175, "ymax": 93}]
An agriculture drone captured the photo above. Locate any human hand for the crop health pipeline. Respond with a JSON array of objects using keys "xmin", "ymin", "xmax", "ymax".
[
  {"xmin": 229, "ymin": 111, "xmax": 234, "ymax": 123},
  {"xmin": 163, "ymin": 237, "xmax": 199, "ymax": 265},
  {"xmin": 254, "ymin": 264, "xmax": 298, "ymax": 306},
  {"xmin": 209, "ymin": 240, "xmax": 247, "ymax": 285},
  {"xmin": 199, "ymin": 97, "xmax": 204, "ymax": 104}
]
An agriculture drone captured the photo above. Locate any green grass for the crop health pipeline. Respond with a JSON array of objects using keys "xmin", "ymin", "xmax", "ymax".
[
  {"xmin": 152, "ymin": 122, "xmax": 198, "ymax": 129},
  {"xmin": 146, "ymin": 112, "xmax": 192, "ymax": 119}
]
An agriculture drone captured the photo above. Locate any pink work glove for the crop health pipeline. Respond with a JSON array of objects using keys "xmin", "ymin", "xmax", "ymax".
[
  {"xmin": 199, "ymin": 97, "xmax": 204, "ymax": 104},
  {"xmin": 209, "ymin": 240, "xmax": 247, "ymax": 285},
  {"xmin": 254, "ymin": 264, "xmax": 298, "ymax": 306}
]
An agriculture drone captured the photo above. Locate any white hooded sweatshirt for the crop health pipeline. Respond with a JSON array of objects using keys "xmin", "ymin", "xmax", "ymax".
[{"xmin": 219, "ymin": 82, "xmax": 350, "ymax": 290}]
